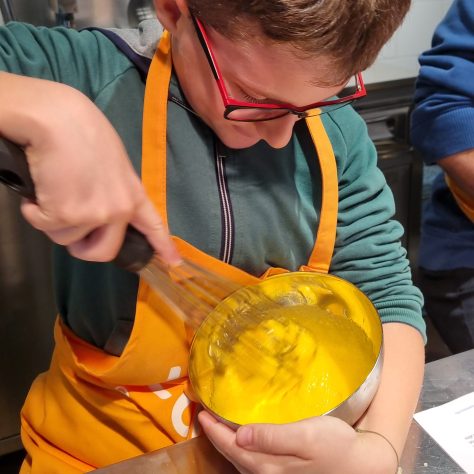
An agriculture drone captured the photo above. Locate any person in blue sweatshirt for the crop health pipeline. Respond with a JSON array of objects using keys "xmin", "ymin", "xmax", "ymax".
[{"xmin": 411, "ymin": 0, "xmax": 474, "ymax": 354}]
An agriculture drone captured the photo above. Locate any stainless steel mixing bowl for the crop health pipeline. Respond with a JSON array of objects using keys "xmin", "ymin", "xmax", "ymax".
[{"xmin": 189, "ymin": 272, "xmax": 384, "ymax": 428}]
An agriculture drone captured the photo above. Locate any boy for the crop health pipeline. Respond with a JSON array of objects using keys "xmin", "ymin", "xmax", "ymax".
[{"xmin": 0, "ymin": 0, "xmax": 425, "ymax": 472}]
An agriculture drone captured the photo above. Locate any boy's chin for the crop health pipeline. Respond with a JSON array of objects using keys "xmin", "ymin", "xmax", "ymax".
[{"xmin": 215, "ymin": 130, "xmax": 261, "ymax": 150}]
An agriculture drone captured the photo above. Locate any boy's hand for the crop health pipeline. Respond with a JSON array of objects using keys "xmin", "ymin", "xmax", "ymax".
[
  {"xmin": 198, "ymin": 411, "xmax": 398, "ymax": 474},
  {"xmin": 0, "ymin": 73, "xmax": 179, "ymax": 265}
]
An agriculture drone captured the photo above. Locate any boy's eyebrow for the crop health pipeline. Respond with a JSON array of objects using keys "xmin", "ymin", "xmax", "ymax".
[
  {"xmin": 239, "ymin": 78, "xmax": 342, "ymax": 106},
  {"xmin": 237, "ymin": 78, "xmax": 290, "ymax": 104},
  {"xmin": 307, "ymin": 75, "xmax": 350, "ymax": 90}
]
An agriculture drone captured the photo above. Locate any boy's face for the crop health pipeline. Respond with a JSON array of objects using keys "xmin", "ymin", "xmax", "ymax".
[{"xmin": 172, "ymin": 16, "xmax": 347, "ymax": 149}]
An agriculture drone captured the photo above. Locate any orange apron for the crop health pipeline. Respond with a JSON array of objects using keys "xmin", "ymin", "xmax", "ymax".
[
  {"xmin": 19, "ymin": 31, "xmax": 339, "ymax": 473},
  {"xmin": 445, "ymin": 174, "xmax": 474, "ymax": 222}
]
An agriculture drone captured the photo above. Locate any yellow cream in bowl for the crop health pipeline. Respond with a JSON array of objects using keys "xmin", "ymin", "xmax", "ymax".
[{"xmin": 189, "ymin": 273, "xmax": 382, "ymax": 426}]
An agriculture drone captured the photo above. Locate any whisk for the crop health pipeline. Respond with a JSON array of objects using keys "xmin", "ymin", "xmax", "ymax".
[
  {"xmin": 0, "ymin": 136, "xmax": 241, "ymax": 326},
  {"xmin": 0, "ymin": 137, "xmax": 307, "ymax": 373},
  {"xmin": 113, "ymin": 227, "xmax": 243, "ymax": 329},
  {"xmin": 113, "ymin": 230, "xmax": 312, "ymax": 388},
  {"xmin": 0, "ymin": 137, "xmax": 265, "ymax": 326}
]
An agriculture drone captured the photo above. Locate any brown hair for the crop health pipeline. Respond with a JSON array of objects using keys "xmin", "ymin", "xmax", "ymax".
[{"xmin": 187, "ymin": 0, "xmax": 411, "ymax": 84}]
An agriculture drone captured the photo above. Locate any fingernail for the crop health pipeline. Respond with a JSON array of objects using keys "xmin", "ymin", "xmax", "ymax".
[{"xmin": 237, "ymin": 426, "xmax": 253, "ymax": 447}]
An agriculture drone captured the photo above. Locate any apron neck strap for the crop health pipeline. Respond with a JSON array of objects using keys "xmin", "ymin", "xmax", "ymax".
[
  {"xmin": 142, "ymin": 31, "xmax": 172, "ymax": 231},
  {"xmin": 302, "ymin": 115, "xmax": 339, "ymax": 274}
]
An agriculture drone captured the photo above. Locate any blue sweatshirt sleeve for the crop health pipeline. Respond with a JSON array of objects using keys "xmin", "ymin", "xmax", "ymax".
[{"xmin": 410, "ymin": 0, "xmax": 474, "ymax": 163}]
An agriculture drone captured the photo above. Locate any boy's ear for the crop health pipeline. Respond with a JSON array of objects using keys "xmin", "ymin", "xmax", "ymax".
[{"xmin": 154, "ymin": 0, "xmax": 190, "ymax": 33}]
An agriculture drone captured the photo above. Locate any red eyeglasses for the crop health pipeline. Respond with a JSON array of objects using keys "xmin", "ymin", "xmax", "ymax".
[{"xmin": 191, "ymin": 15, "xmax": 367, "ymax": 122}]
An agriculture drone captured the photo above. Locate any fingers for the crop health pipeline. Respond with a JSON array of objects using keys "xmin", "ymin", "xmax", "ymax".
[
  {"xmin": 198, "ymin": 411, "xmax": 238, "ymax": 452},
  {"xmin": 67, "ymin": 222, "xmax": 128, "ymax": 262},
  {"xmin": 198, "ymin": 412, "xmax": 257, "ymax": 474},
  {"xmin": 22, "ymin": 200, "xmax": 128, "ymax": 261},
  {"xmin": 21, "ymin": 190, "xmax": 180, "ymax": 265},
  {"xmin": 199, "ymin": 412, "xmax": 304, "ymax": 474},
  {"xmin": 22, "ymin": 200, "xmax": 96, "ymax": 244},
  {"xmin": 46, "ymin": 226, "xmax": 96, "ymax": 247},
  {"xmin": 236, "ymin": 416, "xmax": 356, "ymax": 461},
  {"xmin": 236, "ymin": 418, "xmax": 333, "ymax": 458},
  {"xmin": 21, "ymin": 200, "xmax": 64, "ymax": 232},
  {"xmin": 198, "ymin": 411, "xmax": 250, "ymax": 467}
]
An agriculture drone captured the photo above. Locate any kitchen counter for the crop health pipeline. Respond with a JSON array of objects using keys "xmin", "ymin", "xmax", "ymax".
[
  {"xmin": 400, "ymin": 348, "xmax": 473, "ymax": 473},
  {"xmin": 94, "ymin": 349, "xmax": 474, "ymax": 474}
]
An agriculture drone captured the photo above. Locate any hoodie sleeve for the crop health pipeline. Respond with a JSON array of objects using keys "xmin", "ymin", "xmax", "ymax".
[
  {"xmin": 411, "ymin": 0, "xmax": 474, "ymax": 163},
  {"xmin": 0, "ymin": 22, "xmax": 135, "ymax": 100}
]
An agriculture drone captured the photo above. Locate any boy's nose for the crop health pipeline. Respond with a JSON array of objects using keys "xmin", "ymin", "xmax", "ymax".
[{"xmin": 256, "ymin": 114, "xmax": 299, "ymax": 149}]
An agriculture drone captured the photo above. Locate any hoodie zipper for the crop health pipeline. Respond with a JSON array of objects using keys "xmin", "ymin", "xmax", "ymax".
[
  {"xmin": 214, "ymin": 139, "xmax": 234, "ymax": 263},
  {"xmin": 168, "ymin": 93, "xmax": 235, "ymax": 263}
]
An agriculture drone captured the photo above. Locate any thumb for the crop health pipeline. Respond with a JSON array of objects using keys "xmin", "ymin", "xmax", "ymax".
[{"xmin": 236, "ymin": 419, "xmax": 319, "ymax": 457}]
